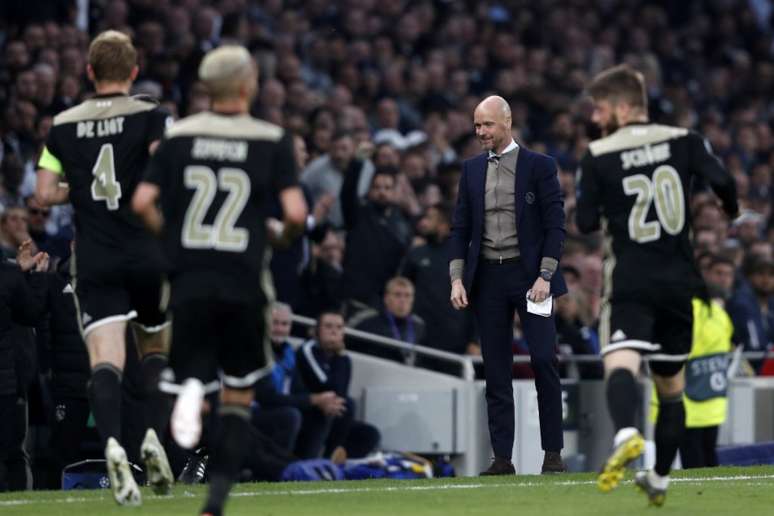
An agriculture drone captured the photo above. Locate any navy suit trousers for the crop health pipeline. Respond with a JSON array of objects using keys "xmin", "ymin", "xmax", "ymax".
[{"xmin": 472, "ymin": 260, "xmax": 564, "ymax": 459}]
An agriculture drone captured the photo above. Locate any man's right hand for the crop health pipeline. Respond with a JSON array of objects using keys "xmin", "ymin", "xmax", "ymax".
[
  {"xmin": 311, "ymin": 391, "xmax": 346, "ymax": 417},
  {"xmin": 312, "ymin": 193, "xmax": 335, "ymax": 223},
  {"xmin": 451, "ymin": 279, "xmax": 468, "ymax": 310},
  {"xmin": 16, "ymin": 240, "xmax": 46, "ymax": 272}
]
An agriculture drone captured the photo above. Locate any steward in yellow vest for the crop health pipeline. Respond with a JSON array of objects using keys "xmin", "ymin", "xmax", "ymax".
[{"xmin": 651, "ymin": 297, "xmax": 734, "ymax": 467}]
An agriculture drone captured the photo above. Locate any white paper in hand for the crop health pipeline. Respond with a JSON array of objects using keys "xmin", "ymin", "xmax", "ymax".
[{"xmin": 526, "ymin": 292, "xmax": 553, "ymax": 317}]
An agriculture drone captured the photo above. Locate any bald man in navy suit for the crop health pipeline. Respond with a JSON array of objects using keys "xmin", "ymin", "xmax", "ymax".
[{"xmin": 449, "ymin": 96, "xmax": 567, "ymax": 475}]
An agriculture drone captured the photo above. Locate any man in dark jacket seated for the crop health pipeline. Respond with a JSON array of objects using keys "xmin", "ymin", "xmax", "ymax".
[
  {"xmin": 252, "ymin": 302, "xmax": 346, "ymax": 457},
  {"xmin": 347, "ymin": 276, "xmax": 426, "ymax": 366},
  {"xmin": 296, "ymin": 309, "xmax": 380, "ymax": 460}
]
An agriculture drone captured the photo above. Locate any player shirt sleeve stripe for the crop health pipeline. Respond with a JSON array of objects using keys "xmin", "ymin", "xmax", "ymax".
[{"xmin": 38, "ymin": 146, "xmax": 64, "ymax": 175}]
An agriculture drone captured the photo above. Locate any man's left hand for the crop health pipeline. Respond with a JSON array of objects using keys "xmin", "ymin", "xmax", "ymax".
[{"xmin": 528, "ymin": 277, "xmax": 550, "ymax": 303}]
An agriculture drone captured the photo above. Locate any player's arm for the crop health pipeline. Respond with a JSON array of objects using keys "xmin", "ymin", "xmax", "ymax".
[
  {"xmin": 132, "ymin": 182, "xmax": 163, "ymax": 235},
  {"xmin": 268, "ymin": 186, "xmax": 308, "ymax": 248},
  {"xmin": 147, "ymin": 106, "xmax": 173, "ymax": 156},
  {"xmin": 575, "ymin": 151, "xmax": 602, "ymax": 233},
  {"xmin": 689, "ymin": 132, "xmax": 739, "ymax": 219},
  {"xmin": 133, "ymin": 138, "xmax": 170, "ymax": 235},
  {"xmin": 268, "ymin": 132, "xmax": 308, "ymax": 247},
  {"xmin": 36, "ymin": 146, "xmax": 70, "ymax": 206}
]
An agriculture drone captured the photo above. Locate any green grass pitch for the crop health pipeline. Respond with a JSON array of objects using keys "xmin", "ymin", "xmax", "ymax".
[{"xmin": 0, "ymin": 466, "xmax": 771, "ymax": 515}]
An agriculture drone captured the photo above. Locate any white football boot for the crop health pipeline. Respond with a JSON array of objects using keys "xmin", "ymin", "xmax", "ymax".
[
  {"xmin": 105, "ymin": 437, "xmax": 142, "ymax": 506},
  {"xmin": 141, "ymin": 428, "xmax": 174, "ymax": 495},
  {"xmin": 171, "ymin": 378, "xmax": 205, "ymax": 450}
]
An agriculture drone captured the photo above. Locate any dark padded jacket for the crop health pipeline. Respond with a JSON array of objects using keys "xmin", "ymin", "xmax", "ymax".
[
  {"xmin": 0, "ymin": 261, "xmax": 46, "ymax": 396},
  {"xmin": 42, "ymin": 261, "xmax": 89, "ymax": 398}
]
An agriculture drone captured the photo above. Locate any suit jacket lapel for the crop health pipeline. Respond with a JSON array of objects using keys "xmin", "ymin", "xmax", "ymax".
[
  {"xmin": 473, "ymin": 154, "xmax": 487, "ymax": 223},
  {"xmin": 514, "ymin": 148, "xmax": 532, "ymax": 226}
]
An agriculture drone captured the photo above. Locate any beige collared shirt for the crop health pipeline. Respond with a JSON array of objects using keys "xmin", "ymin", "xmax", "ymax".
[
  {"xmin": 481, "ymin": 141, "xmax": 520, "ymax": 261},
  {"xmin": 449, "ymin": 140, "xmax": 558, "ymax": 283}
]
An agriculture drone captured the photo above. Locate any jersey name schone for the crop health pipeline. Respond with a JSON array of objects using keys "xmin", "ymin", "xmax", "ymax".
[{"xmin": 576, "ymin": 123, "xmax": 737, "ymax": 294}]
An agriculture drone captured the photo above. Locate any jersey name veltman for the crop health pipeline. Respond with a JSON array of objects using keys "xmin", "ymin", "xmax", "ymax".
[
  {"xmin": 191, "ymin": 138, "xmax": 248, "ymax": 162},
  {"xmin": 620, "ymin": 142, "xmax": 671, "ymax": 170},
  {"xmin": 77, "ymin": 117, "xmax": 125, "ymax": 138}
]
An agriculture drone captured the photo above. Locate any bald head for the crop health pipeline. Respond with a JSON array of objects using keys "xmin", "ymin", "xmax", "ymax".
[
  {"xmin": 476, "ymin": 95, "xmax": 511, "ymax": 122},
  {"xmin": 473, "ymin": 95, "xmax": 513, "ymax": 154},
  {"xmin": 199, "ymin": 45, "xmax": 257, "ymax": 103}
]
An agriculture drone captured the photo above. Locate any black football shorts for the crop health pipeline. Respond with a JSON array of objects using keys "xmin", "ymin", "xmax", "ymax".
[
  {"xmin": 73, "ymin": 266, "xmax": 168, "ymax": 337},
  {"xmin": 599, "ymin": 286, "xmax": 693, "ymax": 377},
  {"xmin": 167, "ymin": 296, "xmax": 272, "ymax": 390}
]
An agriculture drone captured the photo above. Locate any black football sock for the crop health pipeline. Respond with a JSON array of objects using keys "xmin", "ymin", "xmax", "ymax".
[
  {"xmin": 202, "ymin": 404, "xmax": 251, "ymax": 516},
  {"xmin": 141, "ymin": 352, "xmax": 171, "ymax": 437},
  {"xmin": 88, "ymin": 363, "xmax": 123, "ymax": 447},
  {"xmin": 606, "ymin": 368, "xmax": 638, "ymax": 431},
  {"xmin": 654, "ymin": 392, "xmax": 685, "ymax": 477}
]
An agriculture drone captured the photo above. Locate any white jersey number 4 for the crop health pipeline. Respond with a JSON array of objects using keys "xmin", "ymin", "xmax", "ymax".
[{"xmin": 90, "ymin": 143, "xmax": 122, "ymax": 210}]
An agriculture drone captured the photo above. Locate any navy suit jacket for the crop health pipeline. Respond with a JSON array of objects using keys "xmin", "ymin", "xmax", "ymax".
[{"xmin": 449, "ymin": 145, "xmax": 568, "ymax": 297}]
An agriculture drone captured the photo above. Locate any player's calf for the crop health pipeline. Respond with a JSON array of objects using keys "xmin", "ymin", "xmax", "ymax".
[
  {"xmin": 201, "ymin": 403, "xmax": 252, "ymax": 516},
  {"xmin": 87, "ymin": 363, "xmax": 123, "ymax": 446},
  {"xmin": 653, "ymin": 391, "xmax": 685, "ymax": 477}
]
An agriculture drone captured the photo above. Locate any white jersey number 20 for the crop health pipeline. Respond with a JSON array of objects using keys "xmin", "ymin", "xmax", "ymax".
[{"xmin": 622, "ymin": 165, "xmax": 685, "ymax": 243}]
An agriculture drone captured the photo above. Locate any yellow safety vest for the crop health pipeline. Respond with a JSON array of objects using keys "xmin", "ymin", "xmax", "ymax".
[{"xmin": 650, "ymin": 298, "xmax": 734, "ymax": 427}]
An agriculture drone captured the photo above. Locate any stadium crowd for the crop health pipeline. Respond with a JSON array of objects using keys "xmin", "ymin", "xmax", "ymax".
[{"xmin": 0, "ymin": 0, "xmax": 772, "ymax": 491}]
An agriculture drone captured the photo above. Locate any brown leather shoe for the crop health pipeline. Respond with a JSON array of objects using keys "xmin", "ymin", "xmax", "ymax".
[
  {"xmin": 541, "ymin": 451, "xmax": 566, "ymax": 474},
  {"xmin": 480, "ymin": 457, "xmax": 515, "ymax": 476}
]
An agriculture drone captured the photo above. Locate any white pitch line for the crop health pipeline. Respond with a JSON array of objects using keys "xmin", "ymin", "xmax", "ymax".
[
  {"xmin": 671, "ymin": 474, "xmax": 774, "ymax": 483},
  {"xmin": 1, "ymin": 473, "xmax": 773, "ymax": 507}
]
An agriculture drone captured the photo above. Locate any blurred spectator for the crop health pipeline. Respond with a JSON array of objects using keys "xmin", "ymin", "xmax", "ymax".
[
  {"xmin": 339, "ymin": 166, "xmax": 412, "ymax": 311},
  {"xmin": 301, "ymin": 131, "xmax": 374, "ymax": 228},
  {"xmin": 24, "ymin": 196, "xmax": 68, "ymax": 261},
  {"xmin": 401, "ymin": 204, "xmax": 478, "ymax": 368},
  {"xmin": 0, "ymin": 207, "xmax": 35, "ymax": 259},
  {"xmin": 693, "ymin": 201, "xmax": 730, "ymax": 244},
  {"xmin": 348, "ymin": 276, "xmax": 426, "ymax": 366},
  {"xmin": 694, "ymin": 227, "xmax": 721, "ymax": 257},
  {"xmin": 252, "ymin": 303, "xmax": 346, "ymax": 457},
  {"xmin": 297, "ymin": 228, "xmax": 345, "ymax": 319},
  {"xmin": 270, "ymin": 133, "xmax": 331, "ymax": 311},
  {"xmin": 704, "ymin": 255, "xmax": 736, "ymax": 302},
  {"xmin": 0, "ymin": 243, "xmax": 48, "ymax": 491},
  {"xmin": 731, "ymin": 210, "xmax": 765, "ymax": 249},
  {"xmin": 39, "ymin": 249, "xmax": 90, "ymax": 487},
  {"xmin": 554, "ymin": 290, "xmax": 603, "ymax": 380},
  {"xmin": 727, "ymin": 255, "xmax": 774, "ymax": 372},
  {"xmin": 560, "ymin": 265, "xmax": 582, "ymax": 292},
  {"xmin": 295, "ymin": 310, "xmax": 380, "ymax": 459},
  {"xmin": 577, "ymin": 254, "xmax": 603, "ymax": 323}
]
